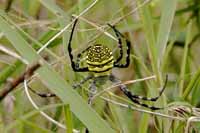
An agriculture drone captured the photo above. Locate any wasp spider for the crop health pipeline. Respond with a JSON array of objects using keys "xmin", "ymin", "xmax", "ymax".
[{"xmin": 29, "ymin": 18, "xmax": 168, "ymax": 110}]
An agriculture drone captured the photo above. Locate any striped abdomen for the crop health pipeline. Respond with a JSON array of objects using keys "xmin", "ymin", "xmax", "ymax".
[{"xmin": 86, "ymin": 44, "xmax": 114, "ymax": 77}]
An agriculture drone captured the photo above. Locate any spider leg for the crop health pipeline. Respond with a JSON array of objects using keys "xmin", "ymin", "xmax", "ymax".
[
  {"xmin": 107, "ymin": 24, "xmax": 123, "ymax": 63},
  {"xmin": 88, "ymin": 80, "xmax": 97, "ymax": 105},
  {"xmin": 107, "ymin": 24, "xmax": 131, "ymax": 68},
  {"xmin": 28, "ymin": 75, "xmax": 93, "ymax": 98},
  {"xmin": 128, "ymin": 75, "xmax": 168, "ymax": 102},
  {"xmin": 109, "ymin": 75, "xmax": 167, "ymax": 110},
  {"xmin": 72, "ymin": 75, "xmax": 93, "ymax": 89},
  {"xmin": 28, "ymin": 86, "xmax": 56, "ymax": 98},
  {"xmin": 85, "ymin": 77, "xmax": 96, "ymax": 133},
  {"xmin": 68, "ymin": 18, "xmax": 89, "ymax": 72}
]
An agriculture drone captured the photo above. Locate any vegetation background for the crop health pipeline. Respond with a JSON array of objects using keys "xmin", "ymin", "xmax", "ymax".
[{"xmin": 0, "ymin": 0, "xmax": 200, "ymax": 133}]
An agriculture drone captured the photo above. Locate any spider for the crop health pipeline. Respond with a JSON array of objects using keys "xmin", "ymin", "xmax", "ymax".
[{"xmin": 29, "ymin": 18, "xmax": 168, "ymax": 110}]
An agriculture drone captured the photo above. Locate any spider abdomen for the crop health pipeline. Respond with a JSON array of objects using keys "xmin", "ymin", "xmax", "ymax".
[{"xmin": 86, "ymin": 44, "xmax": 114, "ymax": 76}]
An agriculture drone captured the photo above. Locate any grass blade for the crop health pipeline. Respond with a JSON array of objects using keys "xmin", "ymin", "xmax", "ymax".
[
  {"xmin": 64, "ymin": 104, "xmax": 73, "ymax": 133},
  {"xmin": 156, "ymin": 0, "xmax": 177, "ymax": 63}
]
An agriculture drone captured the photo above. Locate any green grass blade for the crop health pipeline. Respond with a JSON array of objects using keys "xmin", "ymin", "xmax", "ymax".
[
  {"xmin": 138, "ymin": 114, "xmax": 149, "ymax": 133},
  {"xmin": 64, "ymin": 104, "xmax": 73, "ymax": 133},
  {"xmin": 138, "ymin": 1, "xmax": 157, "ymax": 76},
  {"xmin": 179, "ymin": 21, "xmax": 193, "ymax": 95},
  {"xmin": 137, "ymin": 2, "xmax": 157, "ymax": 132},
  {"xmin": 0, "ymin": 60, "xmax": 23, "ymax": 85},
  {"xmin": 50, "ymin": 106, "xmax": 63, "ymax": 132},
  {"xmin": 20, "ymin": 119, "xmax": 53, "ymax": 133},
  {"xmin": 38, "ymin": 0, "xmax": 66, "ymax": 16},
  {"xmin": 183, "ymin": 68, "xmax": 200, "ymax": 99},
  {"xmin": 156, "ymin": 0, "xmax": 177, "ymax": 63}
]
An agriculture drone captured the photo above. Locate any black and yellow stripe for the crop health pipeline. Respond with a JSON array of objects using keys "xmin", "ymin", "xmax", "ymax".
[{"xmin": 86, "ymin": 44, "xmax": 114, "ymax": 76}]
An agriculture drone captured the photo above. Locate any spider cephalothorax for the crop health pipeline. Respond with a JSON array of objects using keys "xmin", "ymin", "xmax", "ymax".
[{"xmin": 86, "ymin": 44, "xmax": 114, "ymax": 76}]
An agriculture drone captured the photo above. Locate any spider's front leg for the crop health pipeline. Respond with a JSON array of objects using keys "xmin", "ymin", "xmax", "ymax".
[
  {"xmin": 29, "ymin": 75, "xmax": 94, "ymax": 98},
  {"xmin": 28, "ymin": 86, "xmax": 56, "ymax": 98},
  {"xmin": 67, "ymin": 18, "xmax": 89, "ymax": 72},
  {"xmin": 72, "ymin": 75, "xmax": 93, "ymax": 89},
  {"xmin": 107, "ymin": 24, "xmax": 131, "ymax": 68}
]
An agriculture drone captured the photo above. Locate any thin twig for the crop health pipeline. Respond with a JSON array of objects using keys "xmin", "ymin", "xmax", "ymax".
[{"xmin": 0, "ymin": 61, "xmax": 42, "ymax": 101}]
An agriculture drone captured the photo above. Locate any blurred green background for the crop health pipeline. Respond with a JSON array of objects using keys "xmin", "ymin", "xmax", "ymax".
[{"xmin": 0, "ymin": 0, "xmax": 200, "ymax": 132}]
